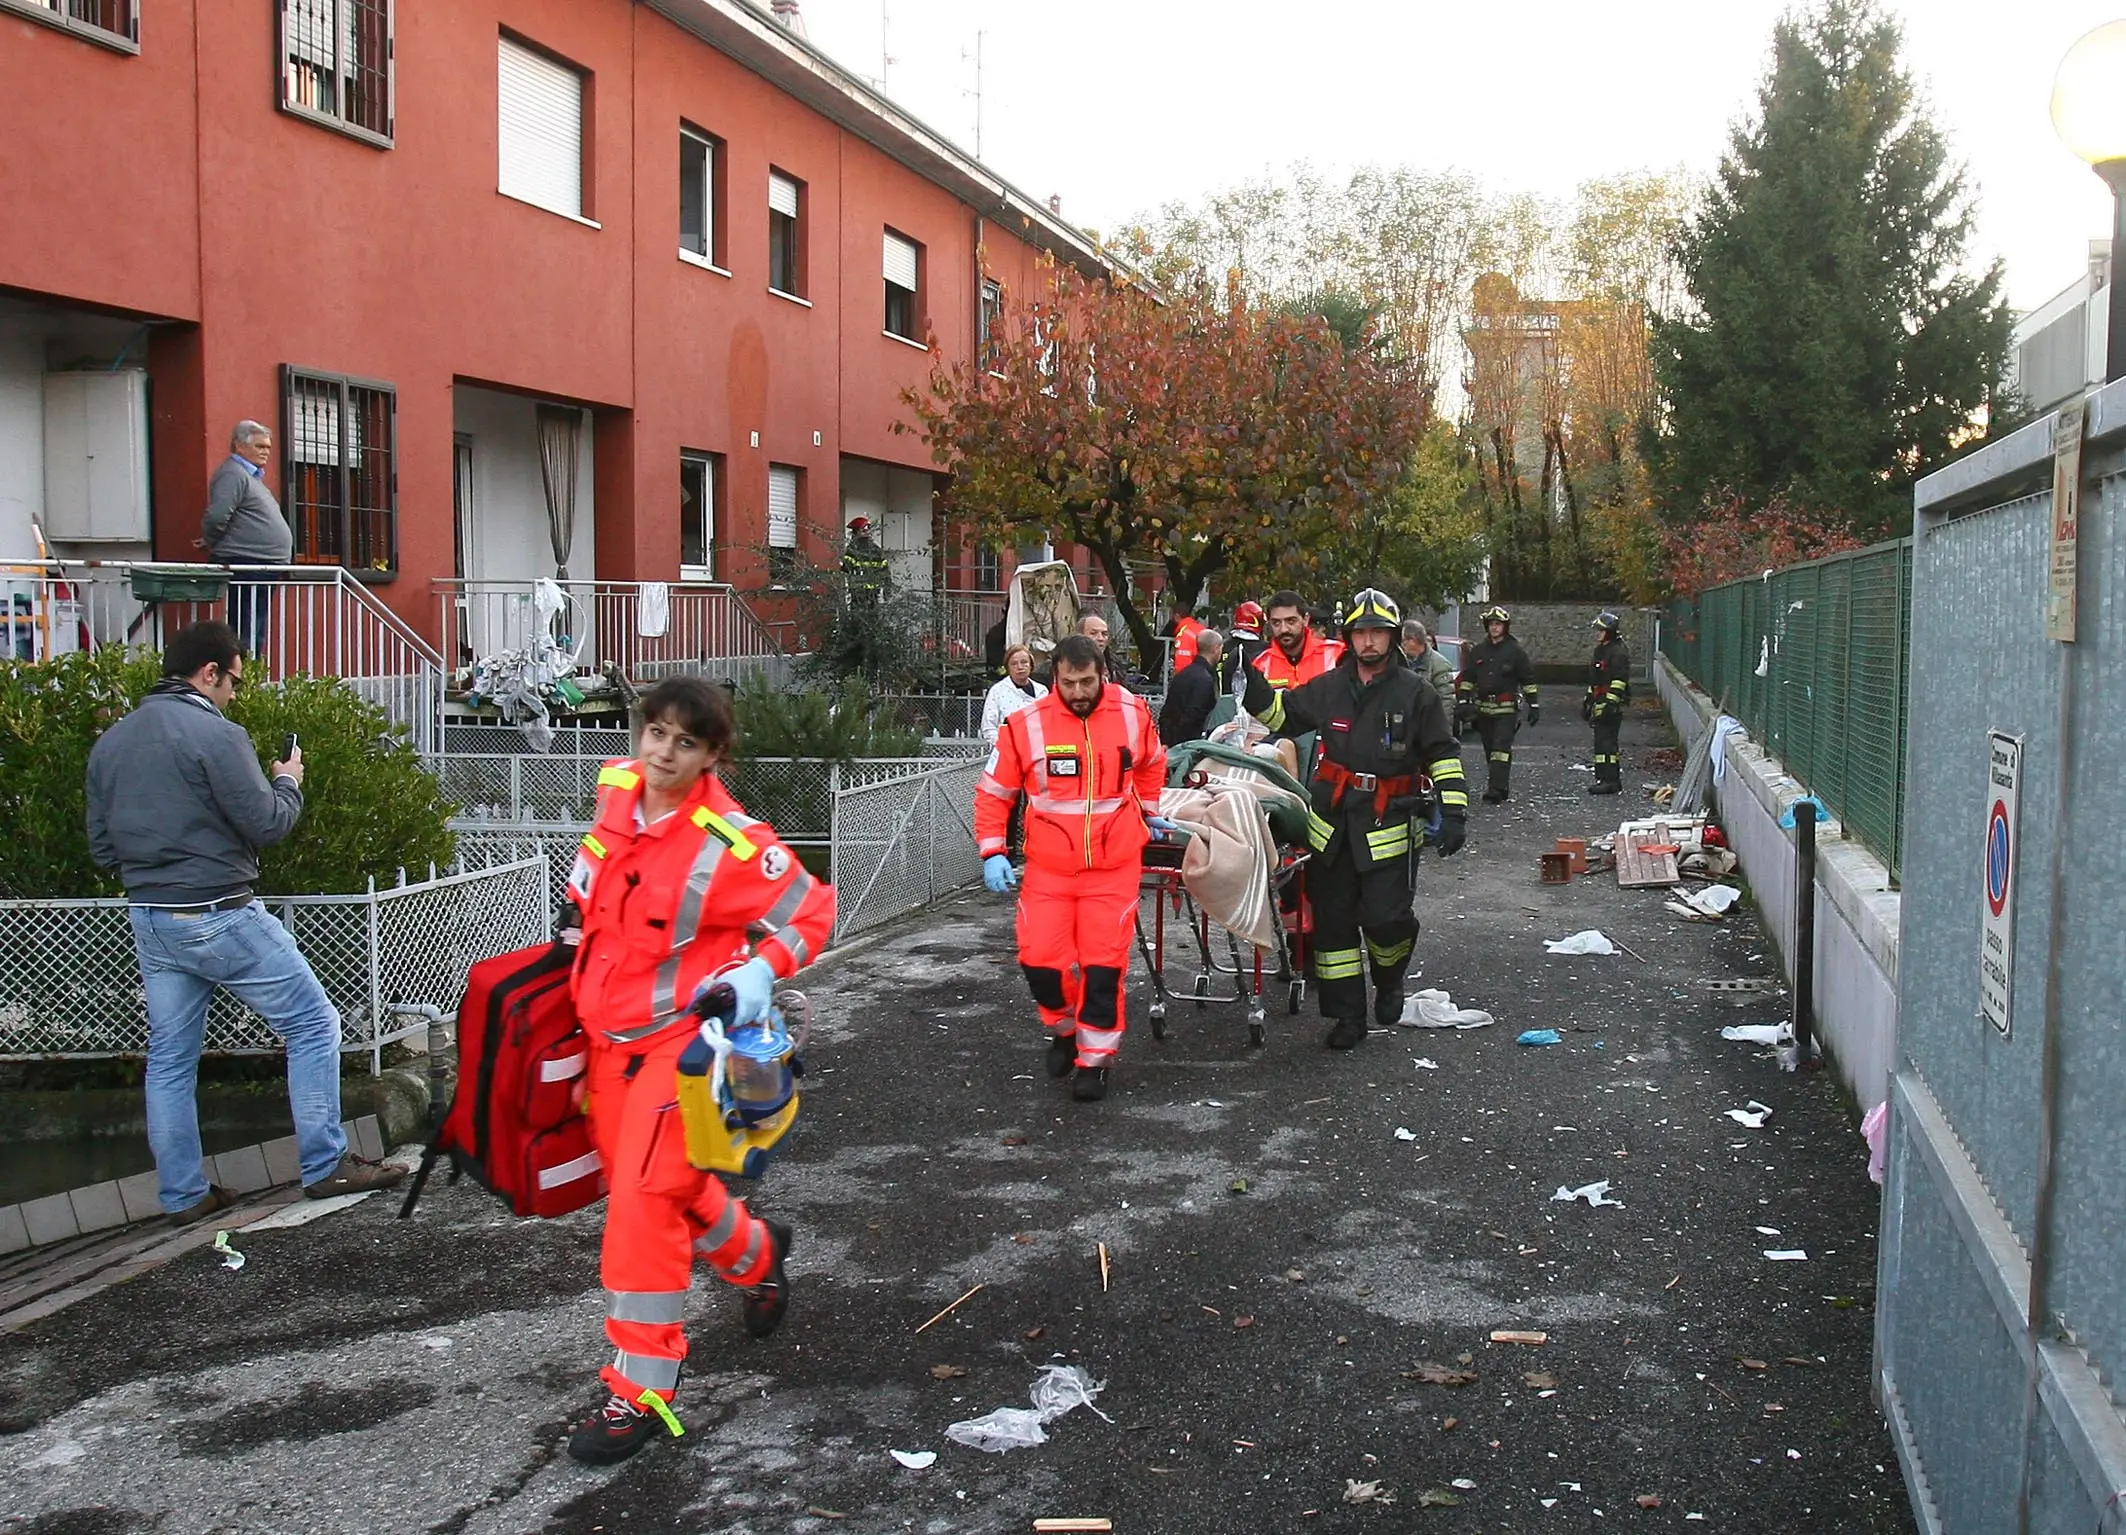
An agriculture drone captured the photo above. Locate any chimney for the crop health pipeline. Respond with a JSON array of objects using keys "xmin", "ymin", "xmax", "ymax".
[
  {"xmin": 1048, "ymin": 194, "xmax": 1062, "ymax": 217},
  {"xmin": 770, "ymin": 0, "xmax": 807, "ymax": 38}
]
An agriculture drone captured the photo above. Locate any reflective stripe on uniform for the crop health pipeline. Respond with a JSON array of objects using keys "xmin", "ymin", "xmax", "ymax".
[
  {"xmin": 755, "ymin": 870, "xmax": 816, "ymax": 934},
  {"xmin": 581, "ymin": 833, "xmax": 608, "ymax": 859},
  {"xmin": 597, "ymin": 765, "xmax": 642, "ymax": 790},
  {"xmin": 691, "ymin": 806, "xmax": 759, "ymax": 861},
  {"xmin": 607, "ymin": 1288, "xmax": 688, "ymax": 1325},
  {"xmin": 1258, "ymin": 690, "xmax": 1288, "ymax": 731},
  {"xmin": 1488, "ymin": 751, "xmax": 1512, "ymax": 763},
  {"xmin": 1367, "ymin": 936, "xmax": 1414, "ymax": 969},
  {"xmin": 649, "ymin": 829, "xmax": 733, "ymax": 1023},
  {"xmin": 976, "ymin": 774, "xmax": 1016, "ymax": 801},
  {"xmin": 611, "ymin": 1350, "xmax": 682, "ymax": 1392},
  {"xmin": 1306, "ymin": 810, "xmax": 1336, "ymax": 850},
  {"xmin": 1315, "ymin": 947, "xmax": 1365, "ymax": 980},
  {"xmin": 706, "ymin": 1218, "xmax": 766, "ymax": 1280},
  {"xmin": 694, "ymin": 1200, "xmax": 742, "ymax": 1255},
  {"xmin": 1365, "ymin": 825, "xmax": 1411, "ymax": 860},
  {"xmin": 1030, "ymin": 792, "xmax": 1126, "ymax": 815},
  {"xmin": 1430, "ymin": 757, "xmax": 1468, "ymax": 810}
]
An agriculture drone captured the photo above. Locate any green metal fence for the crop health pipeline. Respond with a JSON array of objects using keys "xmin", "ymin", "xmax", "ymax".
[{"xmin": 1660, "ymin": 538, "xmax": 1910, "ymax": 881}]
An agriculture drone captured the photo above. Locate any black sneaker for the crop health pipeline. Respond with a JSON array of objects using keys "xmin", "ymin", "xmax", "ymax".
[
  {"xmin": 740, "ymin": 1220, "xmax": 794, "ymax": 1339},
  {"xmin": 168, "ymin": 1184, "xmax": 236, "ymax": 1227},
  {"xmin": 1373, "ymin": 986, "xmax": 1405, "ymax": 1029},
  {"xmin": 1323, "ymin": 1016, "xmax": 1369, "ymax": 1051},
  {"xmin": 566, "ymin": 1392, "xmax": 663, "ymax": 1465},
  {"xmin": 1071, "ymin": 1066, "xmax": 1109, "ymax": 1102},
  {"xmin": 1591, "ymin": 781, "xmax": 1621, "ymax": 796},
  {"xmin": 303, "ymin": 1154, "xmax": 407, "ymax": 1200},
  {"xmin": 1045, "ymin": 1034, "xmax": 1076, "ymax": 1079}
]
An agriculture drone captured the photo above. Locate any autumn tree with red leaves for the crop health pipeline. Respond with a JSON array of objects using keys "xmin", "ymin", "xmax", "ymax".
[
  {"xmin": 900, "ymin": 257, "xmax": 1426, "ymax": 664},
  {"xmin": 1662, "ymin": 492, "xmax": 1865, "ymax": 595}
]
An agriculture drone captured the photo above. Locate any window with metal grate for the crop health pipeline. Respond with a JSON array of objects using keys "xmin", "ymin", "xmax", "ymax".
[
  {"xmin": 280, "ymin": 0, "xmax": 392, "ymax": 144},
  {"xmin": 282, "ymin": 367, "xmax": 397, "ymax": 575}
]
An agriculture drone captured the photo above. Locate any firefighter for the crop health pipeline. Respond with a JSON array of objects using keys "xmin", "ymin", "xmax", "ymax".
[
  {"xmin": 974, "ymin": 634, "xmax": 1170, "ymax": 1102},
  {"xmin": 842, "ymin": 517, "xmax": 889, "ymax": 605},
  {"xmin": 1242, "ymin": 589, "xmax": 1467, "ymax": 1049},
  {"xmin": 1584, "ymin": 611, "xmax": 1631, "ymax": 795},
  {"xmin": 563, "ymin": 677, "xmax": 836, "ymax": 1465},
  {"xmin": 1252, "ymin": 588, "xmax": 1346, "ymax": 689},
  {"xmin": 1224, "ymin": 600, "xmax": 1268, "ymax": 690},
  {"xmin": 1456, "ymin": 605, "xmax": 1537, "ymax": 803}
]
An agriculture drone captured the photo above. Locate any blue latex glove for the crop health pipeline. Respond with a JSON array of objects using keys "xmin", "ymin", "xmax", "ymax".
[
  {"xmin": 983, "ymin": 854, "xmax": 1019, "ymax": 893},
  {"xmin": 1145, "ymin": 814, "xmax": 1179, "ymax": 842},
  {"xmin": 723, "ymin": 956, "xmax": 778, "ymax": 1029}
]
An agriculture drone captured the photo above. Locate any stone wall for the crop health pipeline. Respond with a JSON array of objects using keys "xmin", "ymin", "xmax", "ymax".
[{"xmin": 1440, "ymin": 601, "xmax": 1648, "ymax": 680}]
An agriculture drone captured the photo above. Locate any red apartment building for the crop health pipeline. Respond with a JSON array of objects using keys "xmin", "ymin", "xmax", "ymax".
[{"xmin": 0, "ymin": 0, "xmax": 1108, "ymax": 666}]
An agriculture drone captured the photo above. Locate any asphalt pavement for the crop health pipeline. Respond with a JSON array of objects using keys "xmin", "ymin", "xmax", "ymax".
[{"xmin": 0, "ymin": 701, "xmax": 1915, "ymax": 1534}]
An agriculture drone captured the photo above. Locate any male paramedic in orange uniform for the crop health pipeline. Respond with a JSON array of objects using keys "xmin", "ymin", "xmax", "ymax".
[
  {"xmin": 1252, "ymin": 587, "xmax": 1346, "ymax": 689},
  {"xmin": 564, "ymin": 677, "xmax": 835, "ymax": 1465},
  {"xmin": 975, "ymin": 633, "xmax": 1170, "ymax": 1102}
]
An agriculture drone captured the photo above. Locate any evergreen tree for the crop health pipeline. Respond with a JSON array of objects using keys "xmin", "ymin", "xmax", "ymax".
[{"xmin": 1647, "ymin": 0, "xmax": 2012, "ymax": 539}]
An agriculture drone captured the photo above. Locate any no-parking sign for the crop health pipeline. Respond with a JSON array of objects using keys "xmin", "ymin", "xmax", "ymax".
[{"xmin": 1980, "ymin": 731, "xmax": 2022, "ymax": 1037}]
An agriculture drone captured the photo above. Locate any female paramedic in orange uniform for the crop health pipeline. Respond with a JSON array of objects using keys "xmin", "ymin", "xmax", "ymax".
[{"xmin": 562, "ymin": 676, "xmax": 835, "ymax": 1465}]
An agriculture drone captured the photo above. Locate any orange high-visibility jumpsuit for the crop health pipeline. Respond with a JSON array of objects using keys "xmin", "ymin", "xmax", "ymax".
[
  {"xmin": 1170, "ymin": 615, "xmax": 1207, "ymax": 676},
  {"xmin": 567, "ymin": 761, "xmax": 835, "ymax": 1405},
  {"xmin": 1251, "ymin": 628, "xmax": 1346, "ymax": 689},
  {"xmin": 974, "ymin": 685, "xmax": 1167, "ymax": 1066}
]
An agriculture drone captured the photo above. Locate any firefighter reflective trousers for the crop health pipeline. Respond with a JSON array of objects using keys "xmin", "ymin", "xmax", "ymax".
[
  {"xmin": 1591, "ymin": 710, "xmax": 1622, "ymax": 787},
  {"xmin": 586, "ymin": 1026, "xmax": 776, "ymax": 1403},
  {"xmin": 1306, "ymin": 837, "xmax": 1418, "ymax": 1023},
  {"xmin": 1476, "ymin": 713, "xmax": 1519, "ymax": 797},
  {"xmin": 1015, "ymin": 860, "xmax": 1139, "ymax": 1067}
]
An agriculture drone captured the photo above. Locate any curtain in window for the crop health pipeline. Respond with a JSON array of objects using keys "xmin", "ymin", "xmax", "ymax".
[{"xmin": 537, "ymin": 404, "xmax": 580, "ymax": 580}]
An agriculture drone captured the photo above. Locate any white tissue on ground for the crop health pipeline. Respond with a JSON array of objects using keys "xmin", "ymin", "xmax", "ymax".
[
  {"xmin": 1552, "ymin": 1180, "xmax": 1624, "ymax": 1208},
  {"xmin": 1544, "ymin": 930, "xmax": 1618, "ymax": 956},
  {"xmin": 1399, "ymin": 988, "xmax": 1495, "ymax": 1029},
  {"xmin": 1722, "ymin": 1023, "xmax": 1794, "ymax": 1046}
]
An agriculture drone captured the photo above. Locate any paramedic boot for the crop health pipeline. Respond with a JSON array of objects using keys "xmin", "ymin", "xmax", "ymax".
[
  {"xmin": 1324, "ymin": 1016, "xmax": 1369, "ymax": 1051},
  {"xmin": 740, "ymin": 1220, "xmax": 794, "ymax": 1339},
  {"xmin": 567, "ymin": 1392, "xmax": 664, "ymax": 1465},
  {"xmin": 1045, "ymin": 1034, "xmax": 1076, "ymax": 1079},
  {"xmin": 1071, "ymin": 1066, "xmax": 1109, "ymax": 1102}
]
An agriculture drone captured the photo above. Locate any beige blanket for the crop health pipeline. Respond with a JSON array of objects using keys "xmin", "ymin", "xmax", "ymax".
[{"xmin": 1157, "ymin": 780, "xmax": 1300, "ymax": 950}]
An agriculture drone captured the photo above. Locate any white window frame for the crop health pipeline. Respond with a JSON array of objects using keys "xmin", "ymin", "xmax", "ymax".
[
  {"xmin": 679, "ymin": 124, "xmax": 725, "ymax": 272},
  {"xmin": 680, "ymin": 451, "xmax": 716, "ymax": 579},
  {"xmin": 884, "ymin": 229, "xmax": 921, "ymax": 343},
  {"xmin": 498, "ymin": 35, "xmax": 592, "ymax": 225}
]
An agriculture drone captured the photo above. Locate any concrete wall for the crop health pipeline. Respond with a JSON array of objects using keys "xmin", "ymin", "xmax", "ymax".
[
  {"xmin": 1655, "ymin": 654, "xmax": 1899, "ymax": 1114},
  {"xmin": 1443, "ymin": 599, "xmax": 1647, "ymax": 678}
]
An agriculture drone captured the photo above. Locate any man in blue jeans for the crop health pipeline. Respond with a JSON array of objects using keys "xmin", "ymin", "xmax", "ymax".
[{"xmin": 85, "ymin": 621, "xmax": 404, "ymax": 1224}]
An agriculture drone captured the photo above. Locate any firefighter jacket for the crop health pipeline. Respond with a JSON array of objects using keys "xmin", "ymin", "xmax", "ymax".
[
  {"xmin": 1587, "ymin": 637, "xmax": 1631, "ymax": 716},
  {"xmin": 975, "ymin": 684, "xmax": 1168, "ymax": 874},
  {"xmin": 567, "ymin": 761, "xmax": 836, "ymax": 1047},
  {"xmin": 841, "ymin": 534, "xmax": 889, "ymax": 596},
  {"xmin": 1245, "ymin": 658, "xmax": 1467, "ymax": 871},
  {"xmin": 1251, "ymin": 628, "xmax": 1346, "ymax": 689},
  {"xmin": 1457, "ymin": 636, "xmax": 1537, "ymax": 717}
]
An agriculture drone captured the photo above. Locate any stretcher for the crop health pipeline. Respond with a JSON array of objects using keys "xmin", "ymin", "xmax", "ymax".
[{"xmin": 1135, "ymin": 740, "xmax": 1316, "ymax": 1049}]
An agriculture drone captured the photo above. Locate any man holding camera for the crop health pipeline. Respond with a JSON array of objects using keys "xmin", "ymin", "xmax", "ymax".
[{"xmin": 85, "ymin": 621, "xmax": 404, "ymax": 1224}]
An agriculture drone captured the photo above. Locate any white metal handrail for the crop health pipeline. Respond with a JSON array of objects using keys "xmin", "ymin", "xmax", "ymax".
[
  {"xmin": 0, "ymin": 558, "xmax": 444, "ymax": 753},
  {"xmin": 433, "ymin": 578, "xmax": 788, "ymax": 682}
]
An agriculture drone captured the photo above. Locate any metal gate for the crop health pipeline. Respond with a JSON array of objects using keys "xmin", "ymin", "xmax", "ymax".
[{"xmin": 1880, "ymin": 389, "xmax": 2126, "ymax": 1534}]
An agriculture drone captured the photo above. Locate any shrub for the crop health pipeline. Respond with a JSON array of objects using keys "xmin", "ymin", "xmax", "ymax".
[
  {"xmin": 0, "ymin": 650, "xmax": 455, "ymax": 898},
  {"xmin": 732, "ymin": 677, "xmax": 923, "ymax": 762}
]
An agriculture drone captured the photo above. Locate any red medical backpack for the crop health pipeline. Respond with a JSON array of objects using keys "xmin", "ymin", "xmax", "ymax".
[{"xmin": 398, "ymin": 940, "xmax": 606, "ymax": 1221}]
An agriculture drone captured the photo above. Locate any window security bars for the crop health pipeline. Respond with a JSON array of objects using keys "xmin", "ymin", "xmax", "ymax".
[
  {"xmin": 281, "ymin": 0, "xmax": 392, "ymax": 142},
  {"xmin": 282, "ymin": 367, "xmax": 398, "ymax": 575}
]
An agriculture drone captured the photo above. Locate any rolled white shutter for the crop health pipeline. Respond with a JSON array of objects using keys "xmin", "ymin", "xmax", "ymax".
[
  {"xmin": 767, "ymin": 465, "xmax": 798, "ymax": 548},
  {"xmin": 884, "ymin": 231, "xmax": 918, "ymax": 291},
  {"xmin": 498, "ymin": 37, "xmax": 583, "ymax": 220},
  {"xmin": 769, "ymin": 171, "xmax": 800, "ymax": 218}
]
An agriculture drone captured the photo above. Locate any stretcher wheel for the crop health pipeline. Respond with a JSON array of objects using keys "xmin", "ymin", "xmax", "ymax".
[
  {"xmin": 1193, "ymin": 971, "xmax": 1211, "ymax": 1009},
  {"xmin": 1149, "ymin": 1001, "xmax": 1168, "ymax": 1040},
  {"xmin": 1247, "ymin": 1009, "xmax": 1266, "ymax": 1048},
  {"xmin": 1287, "ymin": 979, "xmax": 1306, "ymax": 1015}
]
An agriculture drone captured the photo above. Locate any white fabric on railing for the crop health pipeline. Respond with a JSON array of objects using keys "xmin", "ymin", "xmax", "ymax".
[{"xmin": 638, "ymin": 581, "xmax": 670, "ymax": 638}]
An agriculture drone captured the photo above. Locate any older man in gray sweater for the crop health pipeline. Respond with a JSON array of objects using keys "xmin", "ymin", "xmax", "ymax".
[{"xmin": 202, "ymin": 420, "xmax": 293, "ymax": 656}]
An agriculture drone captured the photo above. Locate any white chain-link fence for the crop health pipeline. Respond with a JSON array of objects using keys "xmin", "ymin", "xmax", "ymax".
[
  {"xmin": 829, "ymin": 759, "xmax": 983, "ymax": 940},
  {"xmin": 0, "ymin": 851, "xmax": 548, "ymax": 1071}
]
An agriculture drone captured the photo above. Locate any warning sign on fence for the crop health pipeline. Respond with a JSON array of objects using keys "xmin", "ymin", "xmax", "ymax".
[{"xmin": 1980, "ymin": 730, "xmax": 2022, "ymax": 1037}]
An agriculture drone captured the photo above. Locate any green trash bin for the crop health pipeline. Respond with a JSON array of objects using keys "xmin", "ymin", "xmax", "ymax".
[{"xmin": 129, "ymin": 568, "xmax": 229, "ymax": 603}]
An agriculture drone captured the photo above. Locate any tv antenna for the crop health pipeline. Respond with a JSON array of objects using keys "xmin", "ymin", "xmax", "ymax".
[{"xmin": 962, "ymin": 30, "xmax": 985, "ymax": 157}]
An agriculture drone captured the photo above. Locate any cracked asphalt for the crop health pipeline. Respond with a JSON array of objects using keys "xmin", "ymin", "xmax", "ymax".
[{"xmin": 0, "ymin": 703, "xmax": 1915, "ymax": 1533}]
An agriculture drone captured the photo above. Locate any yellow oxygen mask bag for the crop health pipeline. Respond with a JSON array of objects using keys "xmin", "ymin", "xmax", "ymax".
[{"xmin": 675, "ymin": 978, "xmax": 807, "ymax": 1179}]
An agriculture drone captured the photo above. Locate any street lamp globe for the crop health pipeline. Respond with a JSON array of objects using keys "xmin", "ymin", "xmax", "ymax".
[{"xmin": 2052, "ymin": 21, "xmax": 2126, "ymax": 173}]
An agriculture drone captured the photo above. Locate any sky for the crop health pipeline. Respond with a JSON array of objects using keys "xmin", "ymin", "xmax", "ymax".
[{"xmin": 786, "ymin": 0, "xmax": 2126, "ymax": 313}]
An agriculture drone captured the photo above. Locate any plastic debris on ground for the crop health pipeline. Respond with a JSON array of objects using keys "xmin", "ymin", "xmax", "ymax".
[
  {"xmin": 1517, "ymin": 1029, "xmax": 1562, "ymax": 1047},
  {"xmin": 1721, "ymin": 1023, "xmax": 1794, "ymax": 1046},
  {"xmin": 890, "ymin": 1449, "xmax": 936, "ymax": 1469},
  {"xmin": 1764, "ymin": 1249, "xmax": 1809, "ymax": 1261},
  {"xmin": 1394, "ymin": 1127, "xmax": 1418, "ymax": 1142},
  {"xmin": 1724, "ymin": 1101, "xmax": 1774, "ymax": 1128},
  {"xmin": 212, "ymin": 1231, "xmax": 245, "ymax": 1271},
  {"xmin": 1399, "ymin": 988, "xmax": 1496, "ymax": 1029},
  {"xmin": 1667, "ymin": 884, "xmax": 1742, "ymax": 920},
  {"xmin": 1552, "ymin": 1180, "xmax": 1623, "ymax": 1208},
  {"xmin": 944, "ymin": 1363, "xmax": 1112, "ymax": 1453},
  {"xmin": 1861, "ymin": 1101, "xmax": 1889, "ymax": 1184},
  {"xmin": 1412, "ymin": 1058, "xmax": 1440, "ymax": 1071},
  {"xmin": 1544, "ymin": 930, "xmax": 1617, "ymax": 956}
]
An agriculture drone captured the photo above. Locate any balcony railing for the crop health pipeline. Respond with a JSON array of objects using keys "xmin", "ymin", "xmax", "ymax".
[
  {"xmin": 0, "ymin": 559, "xmax": 444, "ymax": 752},
  {"xmin": 433, "ymin": 578, "xmax": 790, "ymax": 687}
]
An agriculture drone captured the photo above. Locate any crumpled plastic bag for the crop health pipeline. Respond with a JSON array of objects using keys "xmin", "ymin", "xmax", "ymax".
[
  {"xmin": 1721, "ymin": 1023, "xmax": 1794, "ymax": 1046},
  {"xmin": 1673, "ymin": 885, "xmax": 1741, "ymax": 919},
  {"xmin": 1399, "ymin": 988, "xmax": 1494, "ymax": 1030},
  {"xmin": 1861, "ymin": 1101, "xmax": 1889, "ymax": 1185},
  {"xmin": 1725, "ymin": 1100, "xmax": 1773, "ymax": 1128},
  {"xmin": 1552, "ymin": 1180, "xmax": 1623, "ymax": 1208},
  {"xmin": 1544, "ymin": 930, "xmax": 1617, "ymax": 956},
  {"xmin": 944, "ymin": 1363, "xmax": 1111, "ymax": 1453}
]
